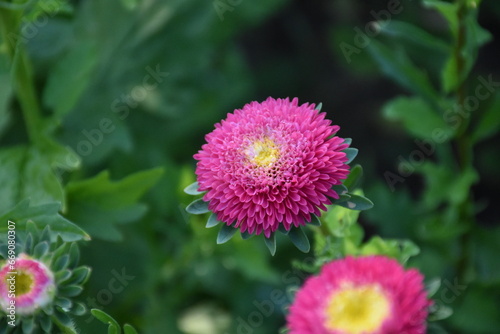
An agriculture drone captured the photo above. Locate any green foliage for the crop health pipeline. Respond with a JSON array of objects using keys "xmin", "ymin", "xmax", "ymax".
[
  {"xmin": 91, "ymin": 309, "xmax": 139, "ymax": 334},
  {"xmin": 65, "ymin": 168, "xmax": 163, "ymax": 241}
]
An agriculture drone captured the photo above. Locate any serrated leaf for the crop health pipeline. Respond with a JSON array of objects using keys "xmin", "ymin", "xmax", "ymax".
[
  {"xmin": 186, "ymin": 199, "xmax": 210, "ymax": 215},
  {"xmin": 65, "ymin": 168, "xmax": 163, "ymax": 241},
  {"xmin": 337, "ymin": 194, "xmax": 374, "ymax": 211},
  {"xmin": 343, "ymin": 148, "xmax": 358, "ymax": 164},
  {"xmin": 264, "ymin": 233, "xmax": 277, "ymax": 256},
  {"xmin": 183, "ymin": 181, "xmax": 205, "ymax": 195},
  {"xmin": 206, "ymin": 213, "xmax": 221, "ymax": 228},
  {"xmin": 0, "ymin": 199, "xmax": 89, "ymax": 242},
  {"xmin": 217, "ymin": 224, "xmax": 237, "ymax": 244},
  {"xmin": 0, "ymin": 146, "xmax": 65, "ymax": 212},
  {"xmin": 383, "ymin": 96, "xmax": 453, "ymax": 140},
  {"xmin": 288, "ymin": 227, "xmax": 310, "ymax": 253}
]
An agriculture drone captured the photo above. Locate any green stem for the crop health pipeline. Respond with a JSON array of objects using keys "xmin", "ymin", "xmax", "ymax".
[{"xmin": 0, "ymin": 7, "xmax": 44, "ymax": 145}]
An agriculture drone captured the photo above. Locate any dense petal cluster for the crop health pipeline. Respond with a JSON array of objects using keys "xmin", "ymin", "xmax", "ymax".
[
  {"xmin": 194, "ymin": 97, "xmax": 350, "ymax": 237},
  {"xmin": 0, "ymin": 254, "xmax": 55, "ymax": 315},
  {"xmin": 286, "ymin": 256, "xmax": 431, "ymax": 334}
]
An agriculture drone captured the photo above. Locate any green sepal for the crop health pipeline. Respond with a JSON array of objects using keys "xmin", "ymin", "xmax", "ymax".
[
  {"xmin": 217, "ymin": 224, "xmax": 237, "ymax": 244},
  {"xmin": 426, "ymin": 278, "xmax": 441, "ymax": 298},
  {"xmin": 185, "ymin": 199, "xmax": 210, "ymax": 214},
  {"xmin": 183, "ymin": 181, "xmax": 205, "ymax": 195},
  {"xmin": 288, "ymin": 226, "xmax": 310, "ymax": 253},
  {"xmin": 337, "ymin": 194, "xmax": 374, "ymax": 211},
  {"xmin": 343, "ymin": 138, "xmax": 352, "ymax": 146},
  {"xmin": 206, "ymin": 213, "xmax": 221, "ymax": 228},
  {"xmin": 343, "ymin": 165, "xmax": 363, "ymax": 190},
  {"xmin": 241, "ymin": 231, "xmax": 254, "ymax": 240},
  {"xmin": 264, "ymin": 233, "xmax": 277, "ymax": 256},
  {"xmin": 315, "ymin": 102, "xmax": 323, "ymax": 111},
  {"xmin": 308, "ymin": 215, "xmax": 321, "ymax": 226},
  {"xmin": 278, "ymin": 225, "xmax": 290, "ymax": 235},
  {"xmin": 343, "ymin": 148, "xmax": 358, "ymax": 164}
]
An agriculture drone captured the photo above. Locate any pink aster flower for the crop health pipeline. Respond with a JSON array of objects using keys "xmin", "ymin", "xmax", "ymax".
[
  {"xmin": 0, "ymin": 254, "xmax": 55, "ymax": 315},
  {"xmin": 194, "ymin": 97, "xmax": 350, "ymax": 237},
  {"xmin": 286, "ymin": 256, "xmax": 431, "ymax": 334}
]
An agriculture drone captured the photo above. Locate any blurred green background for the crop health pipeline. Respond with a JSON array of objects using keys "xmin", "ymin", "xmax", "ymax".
[{"xmin": 1, "ymin": 0, "xmax": 499, "ymax": 333}]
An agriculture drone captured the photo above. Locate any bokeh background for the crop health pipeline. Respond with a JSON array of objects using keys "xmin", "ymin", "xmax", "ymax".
[{"xmin": 2, "ymin": 0, "xmax": 499, "ymax": 333}]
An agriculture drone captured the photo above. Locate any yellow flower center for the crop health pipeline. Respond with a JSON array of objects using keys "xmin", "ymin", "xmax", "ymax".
[
  {"xmin": 13, "ymin": 271, "xmax": 34, "ymax": 296},
  {"xmin": 246, "ymin": 138, "xmax": 279, "ymax": 167},
  {"xmin": 324, "ymin": 283, "xmax": 391, "ymax": 334}
]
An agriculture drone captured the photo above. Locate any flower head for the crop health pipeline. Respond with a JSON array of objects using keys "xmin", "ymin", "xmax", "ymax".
[
  {"xmin": 286, "ymin": 256, "xmax": 431, "ymax": 334},
  {"xmin": 194, "ymin": 97, "xmax": 350, "ymax": 237},
  {"xmin": 0, "ymin": 254, "xmax": 55, "ymax": 315}
]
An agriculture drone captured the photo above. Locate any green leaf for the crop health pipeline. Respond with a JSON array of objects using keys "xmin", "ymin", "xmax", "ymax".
[
  {"xmin": 368, "ymin": 40, "xmax": 439, "ymax": 104},
  {"xmin": 288, "ymin": 226, "xmax": 310, "ymax": 253},
  {"xmin": 379, "ymin": 20, "xmax": 449, "ymax": 53},
  {"xmin": 315, "ymin": 102, "xmax": 322, "ymax": 111},
  {"xmin": 322, "ymin": 202, "xmax": 361, "ymax": 238},
  {"xmin": 91, "ymin": 309, "xmax": 121, "ymax": 333},
  {"xmin": 360, "ymin": 237, "xmax": 420, "ymax": 263},
  {"xmin": 121, "ymin": 0, "xmax": 139, "ymax": 10},
  {"xmin": 123, "ymin": 324, "xmax": 139, "ymax": 334},
  {"xmin": 383, "ymin": 96, "xmax": 453, "ymax": 140},
  {"xmin": 0, "ymin": 199, "xmax": 89, "ymax": 241},
  {"xmin": 0, "ymin": 54, "xmax": 12, "ymax": 138},
  {"xmin": 183, "ymin": 181, "xmax": 205, "ymax": 195},
  {"xmin": 0, "ymin": 146, "xmax": 65, "ymax": 213},
  {"xmin": 43, "ymin": 41, "xmax": 98, "ymax": 117},
  {"xmin": 337, "ymin": 194, "xmax": 374, "ymax": 211},
  {"xmin": 65, "ymin": 168, "xmax": 163, "ymax": 241},
  {"xmin": 423, "ymin": 0, "xmax": 459, "ymax": 38},
  {"xmin": 264, "ymin": 233, "xmax": 276, "ymax": 256},
  {"xmin": 186, "ymin": 199, "xmax": 210, "ymax": 214},
  {"xmin": 217, "ymin": 224, "xmax": 237, "ymax": 244},
  {"xmin": 437, "ymin": 7, "xmax": 492, "ymax": 92},
  {"xmin": 206, "ymin": 213, "xmax": 221, "ymax": 228},
  {"xmin": 343, "ymin": 148, "xmax": 358, "ymax": 164},
  {"xmin": 472, "ymin": 93, "xmax": 500, "ymax": 143}
]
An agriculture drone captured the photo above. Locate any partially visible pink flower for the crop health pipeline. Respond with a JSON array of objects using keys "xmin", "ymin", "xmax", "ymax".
[
  {"xmin": 286, "ymin": 256, "xmax": 431, "ymax": 334},
  {"xmin": 194, "ymin": 97, "xmax": 350, "ymax": 237},
  {"xmin": 0, "ymin": 254, "xmax": 55, "ymax": 315}
]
